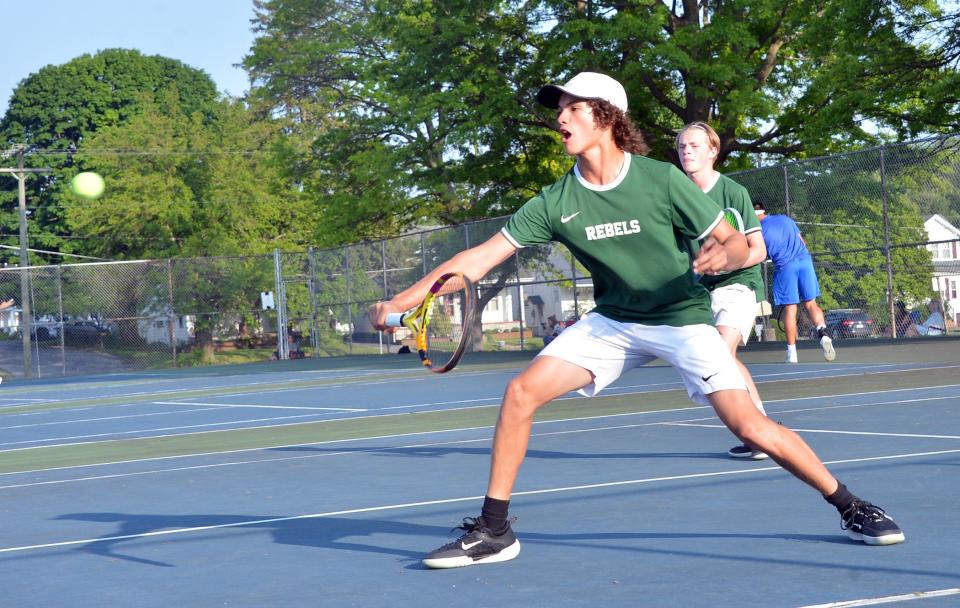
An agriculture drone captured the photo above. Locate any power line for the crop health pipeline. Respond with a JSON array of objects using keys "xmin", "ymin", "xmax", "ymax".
[
  {"xmin": 25, "ymin": 147, "xmax": 279, "ymax": 157},
  {"xmin": 0, "ymin": 244, "xmax": 106, "ymax": 260}
]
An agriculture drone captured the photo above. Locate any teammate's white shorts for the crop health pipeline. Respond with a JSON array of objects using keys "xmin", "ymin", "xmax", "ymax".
[
  {"xmin": 537, "ymin": 312, "xmax": 747, "ymax": 406},
  {"xmin": 710, "ymin": 284, "xmax": 758, "ymax": 346}
]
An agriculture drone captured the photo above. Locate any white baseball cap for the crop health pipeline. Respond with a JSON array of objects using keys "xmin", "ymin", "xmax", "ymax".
[{"xmin": 536, "ymin": 72, "xmax": 628, "ymax": 112}]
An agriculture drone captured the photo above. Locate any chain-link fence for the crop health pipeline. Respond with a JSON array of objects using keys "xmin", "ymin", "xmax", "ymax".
[
  {"xmin": 1, "ymin": 134, "xmax": 958, "ymax": 379},
  {"xmin": 733, "ymin": 134, "xmax": 960, "ymax": 340}
]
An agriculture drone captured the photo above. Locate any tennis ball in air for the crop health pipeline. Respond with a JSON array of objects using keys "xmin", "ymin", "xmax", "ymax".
[{"xmin": 70, "ymin": 172, "xmax": 106, "ymax": 199}]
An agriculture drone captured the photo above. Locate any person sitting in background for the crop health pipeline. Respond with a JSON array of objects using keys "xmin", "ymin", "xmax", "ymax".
[
  {"xmin": 541, "ymin": 315, "xmax": 561, "ymax": 346},
  {"xmin": 905, "ymin": 301, "xmax": 945, "ymax": 337},
  {"xmin": 893, "ymin": 300, "xmax": 912, "ymax": 337}
]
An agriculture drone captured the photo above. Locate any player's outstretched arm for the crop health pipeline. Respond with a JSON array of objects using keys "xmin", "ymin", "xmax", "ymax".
[
  {"xmin": 369, "ymin": 232, "xmax": 518, "ymax": 330},
  {"xmin": 743, "ymin": 232, "xmax": 767, "ymax": 268},
  {"xmin": 693, "ymin": 221, "xmax": 748, "ymax": 276}
]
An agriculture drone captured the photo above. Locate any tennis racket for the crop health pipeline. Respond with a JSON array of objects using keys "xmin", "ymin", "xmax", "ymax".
[
  {"xmin": 723, "ymin": 207, "xmax": 745, "ymax": 233},
  {"xmin": 384, "ymin": 272, "xmax": 476, "ymax": 373},
  {"xmin": 705, "ymin": 207, "xmax": 746, "ymax": 276}
]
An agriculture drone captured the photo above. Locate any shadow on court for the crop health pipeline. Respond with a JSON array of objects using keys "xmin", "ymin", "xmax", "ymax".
[
  {"xmin": 48, "ymin": 512, "xmax": 447, "ymax": 567},
  {"xmin": 33, "ymin": 512, "xmax": 960, "ymax": 582}
]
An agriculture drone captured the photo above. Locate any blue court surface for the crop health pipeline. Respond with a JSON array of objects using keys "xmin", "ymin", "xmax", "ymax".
[{"xmin": 0, "ymin": 340, "xmax": 958, "ymax": 607}]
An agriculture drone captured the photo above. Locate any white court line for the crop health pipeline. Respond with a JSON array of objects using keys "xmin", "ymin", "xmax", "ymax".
[
  {"xmin": 3, "ymin": 394, "xmax": 959, "ymax": 493},
  {"xmin": 152, "ymin": 401, "xmax": 366, "ymax": 412},
  {"xmin": 0, "ymin": 388, "xmax": 671, "ymax": 453},
  {"xmin": 156, "ymin": 397, "xmax": 500, "ymax": 413},
  {"xmin": 0, "ymin": 368, "xmax": 506, "ymax": 413},
  {"xmin": 0, "ymin": 414, "xmax": 710, "ymax": 489},
  {"xmin": 1, "ymin": 446, "xmax": 958, "ymax": 555},
  {"xmin": 0, "ymin": 412, "xmax": 344, "ymax": 449},
  {"xmin": 3, "ymin": 379, "xmax": 959, "ymax": 457},
  {"xmin": 0, "ymin": 407, "xmax": 231, "ymax": 431},
  {"xmin": 154, "ymin": 369, "xmax": 507, "ymax": 401},
  {"xmin": 0, "ymin": 362, "xmax": 934, "ymax": 415},
  {"xmin": 668, "ymin": 422, "xmax": 960, "ymax": 441},
  {"xmin": 798, "ymin": 588, "xmax": 960, "ymax": 607},
  {"xmin": 647, "ymin": 389, "xmax": 960, "ymax": 426},
  {"xmin": 0, "ymin": 404, "xmax": 711, "ymax": 480}
]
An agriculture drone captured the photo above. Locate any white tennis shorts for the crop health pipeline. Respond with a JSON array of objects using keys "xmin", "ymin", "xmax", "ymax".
[
  {"xmin": 710, "ymin": 284, "xmax": 758, "ymax": 346},
  {"xmin": 538, "ymin": 312, "xmax": 746, "ymax": 406}
]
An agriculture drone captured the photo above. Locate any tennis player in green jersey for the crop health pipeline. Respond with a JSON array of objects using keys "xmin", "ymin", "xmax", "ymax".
[
  {"xmin": 677, "ymin": 122, "xmax": 770, "ymax": 460},
  {"xmin": 369, "ymin": 72, "xmax": 904, "ymax": 568}
]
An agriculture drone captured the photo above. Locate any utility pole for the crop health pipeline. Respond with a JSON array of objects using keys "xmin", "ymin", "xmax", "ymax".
[{"xmin": 0, "ymin": 145, "xmax": 52, "ymax": 378}]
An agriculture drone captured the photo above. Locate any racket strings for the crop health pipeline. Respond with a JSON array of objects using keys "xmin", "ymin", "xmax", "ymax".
[{"xmin": 421, "ymin": 273, "xmax": 476, "ymax": 372}]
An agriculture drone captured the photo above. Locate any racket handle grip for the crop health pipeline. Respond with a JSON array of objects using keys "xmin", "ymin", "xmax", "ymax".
[{"xmin": 384, "ymin": 312, "xmax": 405, "ymax": 328}]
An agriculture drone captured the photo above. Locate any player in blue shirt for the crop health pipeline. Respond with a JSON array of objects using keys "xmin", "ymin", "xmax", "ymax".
[{"xmin": 754, "ymin": 201, "xmax": 835, "ymax": 363}]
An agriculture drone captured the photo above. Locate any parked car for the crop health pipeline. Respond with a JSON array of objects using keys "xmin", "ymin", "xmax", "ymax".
[
  {"xmin": 825, "ymin": 309, "xmax": 877, "ymax": 339},
  {"xmin": 17, "ymin": 314, "xmax": 60, "ymax": 340},
  {"xmin": 63, "ymin": 320, "xmax": 112, "ymax": 343}
]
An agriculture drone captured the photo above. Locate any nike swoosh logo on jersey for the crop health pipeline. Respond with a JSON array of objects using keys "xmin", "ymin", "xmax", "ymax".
[
  {"xmin": 560, "ymin": 211, "xmax": 580, "ymax": 224},
  {"xmin": 701, "ymin": 372, "xmax": 718, "ymax": 382},
  {"xmin": 461, "ymin": 540, "xmax": 483, "ymax": 550}
]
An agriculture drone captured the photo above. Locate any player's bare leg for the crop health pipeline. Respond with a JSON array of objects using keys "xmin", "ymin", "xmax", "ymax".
[
  {"xmin": 803, "ymin": 299, "xmax": 836, "ymax": 361},
  {"xmin": 710, "ymin": 389, "xmax": 836, "ymax": 491},
  {"xmin": 782, "ymin": 303, "xmax": 800, "ymax": 363},
  {"xmin": 803, "ymin": 299, "xmax": 826, "ymax": 327},
  {"xmin": 421, "ymin": 356, "xmax": 593, "ymax": 568},
  {"xmin": 709, "ymin": 388, "xmax": 903, "ymax": 545},
  {"xmin": 716, "ymin": 325, "xmax": 762, "ymax": 408},
  {"xmin": 717, "ymin": 324, "xmax": 768, "ymax": 460},
  {"xmin": 487, "ymin": 356, "xmax": 594, "ymax": 499}
]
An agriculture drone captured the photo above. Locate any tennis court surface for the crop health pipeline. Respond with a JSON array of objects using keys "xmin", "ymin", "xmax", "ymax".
[{"xmin": 1, "ymin": 339, "xmax": 958, "ymax": 607}]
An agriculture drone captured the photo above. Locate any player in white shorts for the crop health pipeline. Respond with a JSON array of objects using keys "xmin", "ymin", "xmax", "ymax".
[
  {"xmin": 677, "ymin": 122, "xmax": 770, "ymax": 460},
  {"xmin": 539, "ymin": 312, "xmax": 745, "ymax": 405},
  {"xmin": 370, "ymin": 73, "xmax": 904, "ymax": 569}
]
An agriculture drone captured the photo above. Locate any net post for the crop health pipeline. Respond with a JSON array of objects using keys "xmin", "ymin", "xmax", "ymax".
[
  {"xmin": 167, "ymin": 259, "xmax": 178, "ymax": 366},
  {"xmin": 880, "ymin": 148, "xmax": 896, "ymax": 338},
  {"xmin": 308, "ymin": 247, "xmax": 321, "ymax": 359},
  {"xmin": 273, "ymin": 249, "xmax": 288, "ymax": 360},
  {"xmin": 56, "ymin": 264, "xmax": 66, "ymax": 375}
]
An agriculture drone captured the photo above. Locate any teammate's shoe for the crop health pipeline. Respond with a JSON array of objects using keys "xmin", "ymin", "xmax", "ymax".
[
  {"xmin": 841, "ymin": 500, "xmax": 905, "ymax": 546},
  {"xmin": 727, "ymin": 444, "xmax": 769, "ymax": 460},
  {"xmin": 817, "ymin": 328, "xmax": 836, "ymax": 361},
  {"xmin": 423, "ymin": 517, "xmax": 521, "ymax": 568}
]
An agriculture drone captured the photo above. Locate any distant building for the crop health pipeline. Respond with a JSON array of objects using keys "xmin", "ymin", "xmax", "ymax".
[
  {"xmin": 924, "ymin": 214, "xmax": 960, "ymax": 326},
  {"xmin": 138, "ymin": 308, "xmax": 195, "ymax": 345}
]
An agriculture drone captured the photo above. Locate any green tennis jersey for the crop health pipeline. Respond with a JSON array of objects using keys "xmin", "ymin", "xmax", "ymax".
[
  {"xmin": 696, "ymin": 174, "xmax": 764, "ymax": 301},
  {"xmin": 502, "ymin": 154, "xmax": 723, "ymax": 326}
]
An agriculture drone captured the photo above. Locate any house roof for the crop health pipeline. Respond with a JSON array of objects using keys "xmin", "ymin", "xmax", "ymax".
[{"xmin": 925, "ymin": 214, "xmax": 960, "ymax": 238}]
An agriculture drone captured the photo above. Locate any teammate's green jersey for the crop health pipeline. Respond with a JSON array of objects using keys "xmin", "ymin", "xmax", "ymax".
[
  {"xmin": 502, "ymin": 154, "xmax": 723, "ymax": 326},
  {"xmin": 696, "ymin": 174, "xmax": 765, "ymax": 301}
]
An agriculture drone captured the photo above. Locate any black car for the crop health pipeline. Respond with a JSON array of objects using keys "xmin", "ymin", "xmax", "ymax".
[
  {"xmin": 63, "ymin": 320, "xmax": 112, "ymax": 343},
  {"xmin": 825, "ymin": 309, "xmax": 876, "ymax": 339}
]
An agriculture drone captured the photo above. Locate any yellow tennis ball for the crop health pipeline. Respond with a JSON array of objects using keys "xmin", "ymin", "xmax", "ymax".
[{"xmin": 70, "ymin": 172, "xmax": 105, "ymax": 199}]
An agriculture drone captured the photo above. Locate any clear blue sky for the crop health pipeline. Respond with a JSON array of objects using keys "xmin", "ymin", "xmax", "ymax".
[{"xmin": 0, "ymin": 0, "xmax": 258, "ymax": 115}]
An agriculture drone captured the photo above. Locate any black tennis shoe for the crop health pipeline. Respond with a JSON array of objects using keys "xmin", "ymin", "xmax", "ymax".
[
  {"xmin": 422, "ymin": 517, "xmax": 520, "ymax": 569},
  {"xmin": 727, "ymin": 443, "xmax": 768, "ymax": 460},
  {"xmin": 841, "ymin": 500, "xmax": 905, "ymax": 545}
]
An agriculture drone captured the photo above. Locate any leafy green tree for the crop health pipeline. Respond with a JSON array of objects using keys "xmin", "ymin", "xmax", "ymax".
[
  {"xmin": 243, "ymin": 0, "xmax": 563, "ymax": 239},
  {"xmin": 733, "ymin": 147, "xmax": 937, "ymax": 330},
  {"xmin": 244, "ymin": 0, "xmax": 960, "ymax": 241},
  {"xmin": 63, "ymin": 90, "xmax": 310, "ymax": 259},
  {"xmin": 0, "ymin": 49, "xmax": 219, "ymax": 263},
  {"xmin": 1, "ymin": 49, "xmax": 217, "ymax": 148}
]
